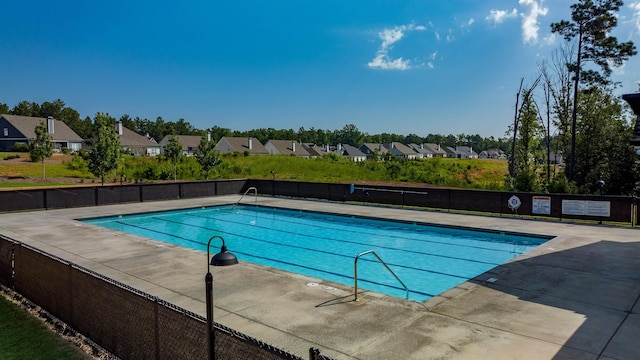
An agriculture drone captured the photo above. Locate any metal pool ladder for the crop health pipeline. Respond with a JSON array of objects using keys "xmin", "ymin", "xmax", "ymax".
[
  {"xmin": 353, "ymin": 250, "xmax": 409, "ymax": 301},
  {"xmin": 236, "ymin": 187, "xmax": 258, "ymax": 205}
]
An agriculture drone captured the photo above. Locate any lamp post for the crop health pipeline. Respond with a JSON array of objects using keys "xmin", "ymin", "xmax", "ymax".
[{"xmin": 205, "ymin": 235, "xmax": 238, "ymax": 360}]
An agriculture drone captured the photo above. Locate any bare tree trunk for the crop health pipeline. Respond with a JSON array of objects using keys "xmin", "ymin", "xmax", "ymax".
[{"xmin": 509, "ymin": 78, "xmax": 524, "ymax": 178}]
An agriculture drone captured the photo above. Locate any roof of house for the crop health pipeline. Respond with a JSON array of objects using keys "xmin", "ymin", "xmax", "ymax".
[
  {"xmin": 408, "ymin": 143, "xmax": 434, "ymax": 155},
  {"xmin": 455, "ymin": 146, "xmax": 478, "ymax": 155},
  {"xmin": 158, "ymin": 135, "xmax": 203, "ymax": 150},
  {"xmin": 301, "ymin": 143, "xmax": 328, "ymax": 157},
  {"xmin": 1, "ymin": 114, "xmax": 83, "ymax": 142},
  {"xmin": 215, "ymin": 136, "xmax": 269, "ymax": 154},
  {"xmin": 118, "ymin": 126, "xmax": 159, "ymax": 147},
  {"xmin": 360, "ymin": 143, "xmax": 389, "ymax": 154},
  {"xmin": 421, "ymin": 143, "xmax": 447, "ymax": 155},
  {"xmin": 443, "ymin": 146, "xmax": 462, "ymax": 157},
  {"xmin": 341, "ymin": 144, "xmax": 367, "ymax": 157},
  {"xmin": 386, "ymin": 142, "xmax": 416, "ymax": 156},
  {"xmin": 265, "ymin": 140, "xmax": 310, "ymax": 156}
]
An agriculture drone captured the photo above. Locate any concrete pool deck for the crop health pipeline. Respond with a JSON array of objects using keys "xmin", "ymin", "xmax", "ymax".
[{"xmin": 0, "ymin": 195, "xmax": 639, "ymax": 360}]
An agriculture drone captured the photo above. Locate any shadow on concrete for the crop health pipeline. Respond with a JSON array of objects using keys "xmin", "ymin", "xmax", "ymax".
[{"xmin": 468, "ymin": 240, "xmax": 640, "ymax": 359}]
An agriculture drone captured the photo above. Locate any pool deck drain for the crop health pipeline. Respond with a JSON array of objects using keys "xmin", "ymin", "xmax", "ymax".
[{"xmin": 0, "ymin": 195, "xmax": 639, "ymax": 359}]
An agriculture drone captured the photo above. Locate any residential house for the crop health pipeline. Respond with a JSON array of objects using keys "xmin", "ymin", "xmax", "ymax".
[
  {"xmin": 338, "ymin": 144, "xmax": 367, "ymax": 162},
  {"xmin": 264, "ymin": 140, "xmax": 310, "ymax": 157},
  {"xmin": 115, "ymin": 121, "xmax": 161, "ymax": 156},
  {"xmin": 455, "ymin": 146, "xmax": 479, "ymax": 159},
  {"xmin": 443, "ymin": 146, "xmax": 461, "ymax": 158},
  {"xmin": 0, "ymin": 114, "xmax": 83, "ymax": 152},
  {"xmin": 408, "ymin": 143, "xmax": 434, "ymax": 159},
  {"xmin": 359, "ymin": 143, "xmax": 389, "ymax": 159},
  {"xmin": 215, "ymin": 136, "xmax": 269, "ymax": 155},
  {"xmin": 479, "ymin": 149, "xmax": 507, "ymax": 160},
  {"xmin": 158, "ymin": 135, "xmax": 204, "ymax": 156},
  {"xmin": 421, "ymin": 143, "xmax": 447, "ymax": 158},
  {"xmin": 301, "ymin": 143, "xmax": 328, "ymax": 158},
  {"xmin": 386, "ymin": 142, "xmax": 418, "ymax": 160},
  {"xmin": 549, "ymin": 151, "xmax": 565, "ymax": 166}
]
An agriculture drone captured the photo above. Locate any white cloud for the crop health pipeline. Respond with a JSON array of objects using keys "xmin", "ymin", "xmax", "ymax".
[
  {"xmin": 541, "ymin": 32, "xmax": 556, "ymax": 45},
  {"xmin": 430, "ymin": 51, "xmax": 438, "ymax": 60},
  {"xmin": 486, "ymin": 8, "xmax": 518, "ymax": 24},
  {"xmin": 435, "ymin": 31, "xmax": 441, "ymax": 41},
  {"xmin": 519, "ymin": 0, "xmax": 549, "ymax": 43},
  {"xmin": 367, "ymin": 24, "xmax": 426, "ymax": 70},
  {"xmin": 368, "ymin": 54, "xmax": 410, "ymax": 70},
  {"xmin": 631, "ymin": 2, "xmax": 640, "ymax": 33},
  {"xmin": 427, "ymin": 62, "xmax": 435, "ymax": 69}
]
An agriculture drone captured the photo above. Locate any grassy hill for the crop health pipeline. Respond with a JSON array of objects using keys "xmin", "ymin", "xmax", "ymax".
[{"xmin": 0, "ymin": 152, "xmax": 509, "ymax": 190}]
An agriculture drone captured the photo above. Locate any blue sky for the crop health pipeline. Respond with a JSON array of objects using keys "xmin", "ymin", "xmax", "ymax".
[{"xmin": 1, "ymin": 0, "xmax": 639, "ymax": 138}]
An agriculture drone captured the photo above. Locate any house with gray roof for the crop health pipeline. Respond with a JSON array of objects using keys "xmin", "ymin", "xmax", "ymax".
[
  {"xmin": 443, "ymin": 146, "xmax": 461, "ymax": 158},
  {"xmin": 338, "ymin": 144, "xmax": 367, "ymax": 162},
  {"xmin": 301, "ymin": 143, "xmax": 328, "ymax": 158},
  {"xmin": 408, "ymin": 143, "xmax": 434, "ymax": 159},
  {"xmin": 265, "ymin": 140, "xmax": 310, "ymax": 157},
  {"xmin": 479, "ymin": 148, "xmax": 507, "ymax": 160},
  {"xmin": 455, "ymin": 146, "xmax": 478, "ymax": 159},
  {"xmin": 115, "ymin": 121, "xmax": 161, "ymax": 156},
  {"xmin": 215, "ymin": 136, "xmax": 269, "ymax": 155},
  {"xmin": 421, "ymin": 143, "xmax": 447, "ymax": 158},
  {"xmin": 386, "ymin": 142, "xmax": 418, "ymax": 160},
  {"xmin": 359, "ymin": 143, "xmax": 389, "ymax": 159},
  {"xmin": 0, "ymin": 114, "xmax": 83, "ymax": 152},
  {"xmin": 158, "ymin": 135, "xmax": 204, "ymax": 156}
]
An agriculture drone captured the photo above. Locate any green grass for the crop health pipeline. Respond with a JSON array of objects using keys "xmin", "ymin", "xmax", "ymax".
[
  {"xmin": 1, "ymin": 152, "xmax": 510, "ymax": 190},
  {"xmin": 0, "ymin": 152, "xmax": 25, "ymax": 161},
  {"xmin": 216, "ymin": 155, "xmax": 509, "ymax": 190},
  {"xmin": 0, "ymin": 295, "xmax": 90, "ymax": 360}
]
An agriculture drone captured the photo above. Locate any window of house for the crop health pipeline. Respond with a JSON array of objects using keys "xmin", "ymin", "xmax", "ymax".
[{"xmin": 3, "ymin": 128, "xmax": 7, "ymax": 137}]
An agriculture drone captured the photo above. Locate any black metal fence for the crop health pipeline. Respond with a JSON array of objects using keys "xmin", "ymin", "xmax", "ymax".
[
  {"xmin": 0, "ymin": 178, "xmax": 636, "ymax": 225},
  {"xmin": 0, "ymin": 179, "xmax": 249, "ymax": 212},
  {"xmin": 0, "ymin": 235, "xmax": 333, "ymax": 360}
]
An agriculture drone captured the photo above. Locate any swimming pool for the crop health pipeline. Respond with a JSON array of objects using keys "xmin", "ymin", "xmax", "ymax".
[{"xmin": 82, "ymin": 205, "xmax": 551, "ymax": 302}]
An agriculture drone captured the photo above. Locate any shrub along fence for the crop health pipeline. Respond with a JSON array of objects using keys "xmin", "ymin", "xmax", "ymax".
[{"xmin": 0, "ymin": 235, "xmax": 333, "ymax": 360}]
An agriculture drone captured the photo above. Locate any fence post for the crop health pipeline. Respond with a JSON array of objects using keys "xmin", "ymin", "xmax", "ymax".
[
  {"xmin": 309, "ymin": 347, "xmax": 320, "ymax": 360},
  {"xmin": 154, "ymin": 297, "xmax": 160, "ymax": 360}
]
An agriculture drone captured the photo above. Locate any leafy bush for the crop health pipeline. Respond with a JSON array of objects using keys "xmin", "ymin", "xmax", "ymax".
[
  {"xmin": 12, "ymin": 143, "xmax": 29, "ymax": 152},
  {"xmin": 64, "ymin": 156, "xmax": 88, "ymax": 172}
]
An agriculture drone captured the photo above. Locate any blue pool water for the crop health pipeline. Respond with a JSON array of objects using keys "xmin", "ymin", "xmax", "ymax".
[{"xmin": 82, "ymin": 205, "xmax": 550, "ymax": 302}]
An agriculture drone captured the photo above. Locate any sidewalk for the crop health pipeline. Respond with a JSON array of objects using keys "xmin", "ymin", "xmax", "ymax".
[{"xmin": 0, "ymin": 196, "xmax": 638, "ymax": 359}]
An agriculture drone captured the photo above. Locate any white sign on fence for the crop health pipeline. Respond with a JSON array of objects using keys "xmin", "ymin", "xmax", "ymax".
[
  {"xmin": 586, "ymin": 200, "xmax": 611, "ymax": 217},
  {"xmin": 562, "ymin": 200, "xmax": 610, "ymax": 217}
]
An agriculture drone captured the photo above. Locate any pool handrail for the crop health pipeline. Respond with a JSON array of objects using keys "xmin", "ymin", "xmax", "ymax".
[
  {"xmin": 236, "ymin": 187, "xmax": 258, "ymax": 206},
  {"xmin": 353, "ymin": 249, "xmax": 409, "ymax": 301}
]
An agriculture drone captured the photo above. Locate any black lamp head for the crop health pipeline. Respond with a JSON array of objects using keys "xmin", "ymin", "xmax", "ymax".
[{"xmin": 211, "ymin": 245, "xmax": 238, "ymax": 266}]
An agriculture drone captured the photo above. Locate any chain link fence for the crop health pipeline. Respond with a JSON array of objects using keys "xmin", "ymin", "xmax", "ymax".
[{"xmin": 0, "ymin": 235, "xmax": 332, "ymax": 360}]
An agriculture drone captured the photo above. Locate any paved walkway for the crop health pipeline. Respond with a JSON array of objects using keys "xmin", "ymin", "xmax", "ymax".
[{"xmin": 0, "ymin": 196, "xmax": 638, "ymax": 359}]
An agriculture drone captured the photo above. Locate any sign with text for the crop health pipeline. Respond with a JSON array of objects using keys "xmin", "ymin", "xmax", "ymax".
[
  {"xmin": 532, "ymin": 196, "xmax": 551, "ymax": 215},
  {"xmin": 562, "ymin": 200, "xmax": 610, "ymax": 217}
]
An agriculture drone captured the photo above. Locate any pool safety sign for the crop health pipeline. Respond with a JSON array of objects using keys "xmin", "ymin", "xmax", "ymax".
[
  {"xmin": 507, "ymin": 195, "xmax": 521, "ymax": 212},
  {"xmin": 532, "ymin": 196, "xmax": 551, "ymax": 215},
  {"xmin": 562, "ymin": 200, "xmax": 610, "ymax": 217}
]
